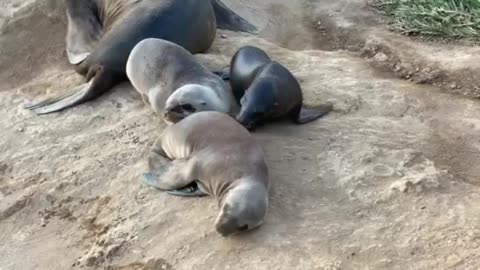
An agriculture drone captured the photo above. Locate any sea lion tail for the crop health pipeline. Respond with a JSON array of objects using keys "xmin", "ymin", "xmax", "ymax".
[{"xmin": 211, "ymin": 0, "xmax": 259, "ymax": 34}]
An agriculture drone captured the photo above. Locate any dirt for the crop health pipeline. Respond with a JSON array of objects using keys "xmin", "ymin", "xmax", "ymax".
[
  {"xmin": 232, "ymin": 0, "xmax": 480, "ymax": 98},
  {"xmin": 1, "ymin": 0, "xmax": 480, "ymax": 269}
]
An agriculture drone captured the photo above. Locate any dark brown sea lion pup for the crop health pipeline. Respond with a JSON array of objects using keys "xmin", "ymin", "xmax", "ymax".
[
  {"xmin": 143, "ymin": 111, "xmax": 269, "ymax": 236},
  {"xmin": 126, "ymin": 38, "xmax": 237, "ymax": 125},
  {"xmin": 229, "ymin": 46, "xmax": 333, "ymax": 130},
  {"xmin": 25, "ymin": 0, "xmax": 258, "ymax": 115}
]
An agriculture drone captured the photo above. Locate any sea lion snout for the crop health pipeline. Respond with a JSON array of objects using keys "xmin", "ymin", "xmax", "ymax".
[
  {"xmin": 163, "ymin": 104, "xmax": 196, "ymax": 123},
  {"xmin": 214, "ymin": 181, "xmax": 268, "ymax": 236},
  {"xmin": 236, "ymin": 111, "xmax": 258, "ymax": 130},
  {"xmin": 215, "ymin": 215, "xmax": 239, "ymax": 237}
]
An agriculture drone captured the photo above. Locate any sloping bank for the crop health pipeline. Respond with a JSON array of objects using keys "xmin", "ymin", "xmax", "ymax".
[
  {"xmin": 1, "ymin": 0, "xmax": 480, "ymax": 270},
  {"xmin": 301, "ymin": 0, "xmax": 480, "ymax": 98}
]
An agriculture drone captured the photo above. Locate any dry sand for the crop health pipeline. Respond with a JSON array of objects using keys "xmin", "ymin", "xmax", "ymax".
[{"xmin": 1, "ymin": 0, "xmax": 480, "ymax": 269}]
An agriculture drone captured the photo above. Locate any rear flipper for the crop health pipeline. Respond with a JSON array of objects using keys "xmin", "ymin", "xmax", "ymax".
[
  {"xmin": 65, "ymin": 0, "xmax": 103, "ymax": 65},
  {"xmin": 142, "ymin": 159, "xmax": 199, "ymax": 192},
  {"xmin": 24, "ymin": 66, "xmax": 119, "ymax": 115},
  {"xmin": 211, "ymin": 0, "xmax": 258, "ymax": 34},
  {"xmin": 292, "ymin": 102, "xmax": 333, "ymax": 124}
]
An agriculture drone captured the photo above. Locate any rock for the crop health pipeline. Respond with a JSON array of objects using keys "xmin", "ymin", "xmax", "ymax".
[{"xmin": 373, "ymin": 52, "xmax": 389, "ymax": 62}]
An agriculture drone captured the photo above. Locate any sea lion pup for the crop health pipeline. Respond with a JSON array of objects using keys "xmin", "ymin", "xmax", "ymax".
[
  {"xmin": 229, "ymin": 45, "xmax": 271, "ymax": 103},
  {"xmin": 143, "ymin": 111, "xmax": 269, "ymax": 236},
  {"xmin": 25, "ymin": 0, "xmax": 258, "ymax": 115},
  {"xmin": 126, "ymin": 38, "xmax": 237, "ymax": 124},
  {"xmin": 229, "ymin": 46, "xmax": 333, "ymax": 130}
]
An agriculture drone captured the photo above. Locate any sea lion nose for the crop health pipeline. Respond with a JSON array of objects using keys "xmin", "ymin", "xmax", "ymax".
[
  {"xmin": 163, "ymin": 106, "xmax": 174, "ymax": 117},
  {"xmin": 216, "ymin": 224, "xmax": 236, "ymax": 237},
  {"xmin": 236, "ymin": 117, "xmax": 254, "ymax": 130},
  {"xmin": 164, "ymin": 105, "xmax": 173, "ymax": 113}
]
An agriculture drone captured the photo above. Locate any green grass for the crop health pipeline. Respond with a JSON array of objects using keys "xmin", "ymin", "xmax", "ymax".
[{"xmin": 373, "ymin": 0, "xmax": 480, "ymax": 40}]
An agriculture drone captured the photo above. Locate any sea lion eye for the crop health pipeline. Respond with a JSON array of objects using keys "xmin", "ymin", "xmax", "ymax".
[
  {"xmin": 181, "ymin": 104, "xmax": 196, "ymax": 112},
  {"xmin": 238, "ymin": 225, "xmax": 249, "ymax": 231},
  {"xmin": 201, "ymin": 102, "xmax": 207, "ymax": 106}
]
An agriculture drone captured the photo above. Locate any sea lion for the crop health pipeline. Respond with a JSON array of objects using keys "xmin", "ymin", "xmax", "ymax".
[
  {"xmin": 25, "ymin": 0, "xmax": 258, "ymax": 115},
  {"xmin": 126, "ymin": 38, "xmax": 237, "ymax": 125},
  {"xmin": 143, "ymin": 111, "xmax": 269, "ymax": 236},
  {"xmin": 229, "ymin": 45, "xmax": 271, "ymax": 103},
  {"xmin": 229, "ymin": 46, "xmax": 333, "ymax": 130}
]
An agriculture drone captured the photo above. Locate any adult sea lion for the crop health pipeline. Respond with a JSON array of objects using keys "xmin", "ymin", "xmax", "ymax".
[
  {"xmin": 126, "ymin": 38, "xmax": 237, "ymax": 125},
  {"xmin": 143, "ymin": 111, "xmax": 269, "ymax": 236},
  {"xmin": 229, "ymin": 46, "xmax": 333, "ymax": 130},
  {"xmin": 25, "ymin": 0, "xmax": 258, "ymax": 115}
]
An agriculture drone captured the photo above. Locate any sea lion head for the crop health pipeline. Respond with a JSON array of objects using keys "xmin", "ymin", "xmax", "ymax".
[
  {"xmin": 236, "ymin": 80, "xmax": 278, "ymax": 130},
  {"xmin": 163, "ymin": 84, "xmax": 229, "ymax": 124},
  {"xmin": 215, "ymin": 179, "xmax": 268, "ymax": 237}
]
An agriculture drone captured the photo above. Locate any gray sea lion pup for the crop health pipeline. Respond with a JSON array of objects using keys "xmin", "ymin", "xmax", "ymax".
[
  {"xmin": 126, "ymin": 38, "xmax": 237, "ymax": 125},
  {"xmin": 143, "ymin": 111, "xmax": 269, "ymax": 236},
  {"xmin": 229, "ymin": 46, "xmax": 333, "ymax": 130},
  {"xmin": 25, "ymin": 0, "xmax": 258, "ymax": 115}
]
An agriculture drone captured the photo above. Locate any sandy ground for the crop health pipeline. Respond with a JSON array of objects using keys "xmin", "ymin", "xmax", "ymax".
[{"xmin": 1, "ymin": 0, "xmax": 480, "ymax": 269}]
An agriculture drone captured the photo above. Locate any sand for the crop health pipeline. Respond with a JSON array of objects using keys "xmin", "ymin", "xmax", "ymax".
[{"xmin": 1, "ymin": 0, "xmax": 480, "ymax": 269}]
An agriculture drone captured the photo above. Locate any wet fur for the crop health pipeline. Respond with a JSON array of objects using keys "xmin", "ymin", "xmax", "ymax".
[{"xmin": 230, "ymin": 46, "xmax": 333, "ymax": 129}]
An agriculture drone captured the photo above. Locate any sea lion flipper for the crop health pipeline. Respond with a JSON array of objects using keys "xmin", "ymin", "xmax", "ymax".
[
  {"xmin": 65, "ymin": 0, "xmax": 103, "ymax": 65},
  {"xmin": 24, "ymin": 81, "xmax": 93, "ymax": 114},
  {"xmin": 143, "ymin": 159, "xmax": 197, "ymax": 191},
  {"xmin": 143, "ymin": 171, "xmax": 204, "ymax": 196},
  {"xmin": 143, "ymin": 172, "xmax": 168, "ymax": 190},
  {"xmin": 25, "ymin": 67, "xmax": 117, "ymax": 115},
  {"xmin": 294, "ymin": 103, "xmax": 333, "ymax": 124},
  {"xmin": 167, "ymin": 182, "xmax": 208, "ymax": 197},
  {"xmin": 211, "ymin": 0, "xmax": 258, "ymax": 34}
]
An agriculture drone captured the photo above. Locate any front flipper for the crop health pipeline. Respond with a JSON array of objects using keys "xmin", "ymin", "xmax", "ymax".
[
  {"xmin": 65, "ymin": 0, "xmax": 103, "ymax": 65},
  {"xmin": 143, "ymin": 172, "xmax": 168, "ymax": 190},
  {"xmin": 211, "ymin": 0, "xmax": 258, "ymax": 34},
  {"xmin": 167, "ymin": 182, "xmax": 208, "ymax": 197},
  {"xmin": 143, "ymin": 173, "xmax": 206, "ymax": 197},
  {"xmin": 24, "ymin": 66, "xmax": 119, "ymax": 115},
  {"xmin": 142, "ymin": 159, "xmax": 196, "ymax": 190},
  {"xmin": 293, "ymin": 102, "xmax": 333, "ymax": 124}
]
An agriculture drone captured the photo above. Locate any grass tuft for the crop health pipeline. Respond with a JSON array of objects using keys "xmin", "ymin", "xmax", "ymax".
[{"xmin": 373, "ymin": 0, "xmax": 480, "ymax": 40}]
